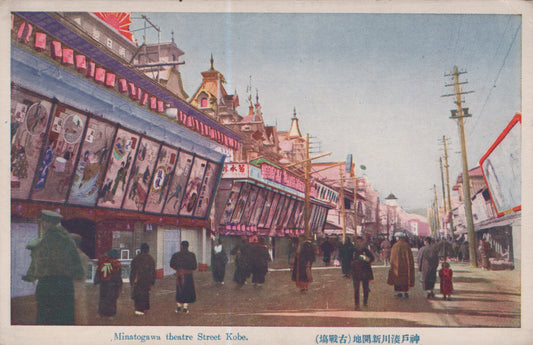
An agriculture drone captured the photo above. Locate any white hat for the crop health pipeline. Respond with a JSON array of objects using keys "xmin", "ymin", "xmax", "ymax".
[{"xmin": 394, "ymin": 232, "xmax": 405, "ymax": 237}]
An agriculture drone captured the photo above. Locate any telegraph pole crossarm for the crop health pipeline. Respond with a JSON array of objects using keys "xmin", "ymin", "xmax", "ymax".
[{"xmin": 443, "ymin": 66, "xmax": 477, "ymax": 267}]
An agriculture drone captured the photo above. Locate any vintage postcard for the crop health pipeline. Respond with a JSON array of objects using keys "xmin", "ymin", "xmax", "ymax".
[{"xmin": 2, "ymin": 1, "xmax": 531, "ymax": 345}]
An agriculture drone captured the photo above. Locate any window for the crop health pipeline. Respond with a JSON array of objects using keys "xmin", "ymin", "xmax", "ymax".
[
  {"xmin": 120, "ymin": 249, "xmax": 130, "ymax": 260},
  {"xmin": 200, "ymin": 97, "xmax": 208, "ymax": 108}
]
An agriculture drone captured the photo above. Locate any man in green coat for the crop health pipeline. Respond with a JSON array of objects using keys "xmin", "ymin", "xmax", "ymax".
[{"xmin": 23, "ymin": 210, "xmax": 85, "ymax": 325}]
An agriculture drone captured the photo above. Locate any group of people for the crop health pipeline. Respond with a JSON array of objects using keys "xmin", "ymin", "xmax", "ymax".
[
  {"xmin": 23, "ymin": 212, "xmax": 455, "ymax": 324},
  {"xmin": 22, "ymin": 210, "xmax": 197, "ymax": 324},
  {"xmin": 229, "ymin": 236, "xmax": 272, "ymax": 287},
  {"xmin": 338, "ymin": 232, "xmax": 454, "ymax": 310}
]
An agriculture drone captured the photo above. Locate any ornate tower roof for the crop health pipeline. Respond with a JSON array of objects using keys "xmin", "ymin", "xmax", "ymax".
[{"xmin": 287, "ymin": 107, "xmax": 302, "ymax": 139}]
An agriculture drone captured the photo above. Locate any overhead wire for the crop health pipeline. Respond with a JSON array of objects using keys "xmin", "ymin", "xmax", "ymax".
[{"xmin": 467, "ymin": 20, "xmax": 521, "ymax": 139}]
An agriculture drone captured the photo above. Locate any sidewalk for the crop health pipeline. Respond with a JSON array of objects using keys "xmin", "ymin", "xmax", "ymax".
[{"xmin": 11, "ymin": 260, "xmax": 520, "ymax": 327}]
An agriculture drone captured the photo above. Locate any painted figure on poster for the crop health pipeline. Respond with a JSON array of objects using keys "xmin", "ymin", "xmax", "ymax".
[{"xmin": 34, "ymin": 145, "xmax": 54, "ymax": 190}]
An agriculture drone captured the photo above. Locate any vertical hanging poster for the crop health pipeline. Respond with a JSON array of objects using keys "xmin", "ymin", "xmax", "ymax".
[
  {"xmin": 179, "ymin": 157, "xmax": 207, "ymax": 217},
  {"xmin": 122, "ymin": 137, "xmax": 160, "ymax": 211},
  {"xmin": 68, "ymin": 118, "xmax": 116, "ymax": 206},
  {"xmin": 220, "ymin": 182, "xmax": 242, "ymax": 225},
  {"xmin": 31, "ymin": 106, "xmax": 87, "ymax": 203},
  {"xmin": 96, "ymin": 128, "xmax": 139, "ymax": 208},
  {"xmin": 10, "ymin": 88, "xmax": 53, "ymax": 200},
  {"xmin": 193, "ymin": 161, "xmax": 220, "ymax": 219},
  {"xmin": 144, "ymin": 145, "xmax": 179, "ymax": 214},
  {"xmin": 162, "ymin": 151, "xmax": 194, "ymax": 216}
]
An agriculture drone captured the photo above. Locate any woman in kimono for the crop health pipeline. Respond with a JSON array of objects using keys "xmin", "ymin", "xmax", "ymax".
[
  {"xmin": 291, "ymin": 237, "xmax": 316, "ymax": 292},
  {"xmin": 94, "ymin": 249, "xmax": 123, "ymax": 317}
]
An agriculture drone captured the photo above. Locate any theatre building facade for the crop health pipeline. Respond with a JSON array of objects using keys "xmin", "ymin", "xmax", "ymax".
[
  {"xmin": 10, "ymin": 12, "xmax": 241, "ymax": 296},
  {"xmin": 213, "ymin": 159, "xmax": 339, "ymax": 261}
]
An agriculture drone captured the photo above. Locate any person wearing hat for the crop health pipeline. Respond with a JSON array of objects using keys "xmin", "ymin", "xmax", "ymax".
[
  {"xmin": 129, "ymin": 243, "xmax": 156, "ymax": 315},
  {"xmin": 94, "ymin": 249, "xmax": 123, "ymax": 318},
  {"xmin": 249, "ymin": 237, "xmax": 271, "ymax": 287},
  {"xmin": 386, "ymin": 232, "xmax": 415, "ymax": 298},
  {"xmin": 170, "ymin": 241, "xmax": 197, "ymax": 313},
  {"xmin": 351, "ymin": 236, "xmax": 375, "ymax": 309},
  {"xmin": 22, "ymin": 210, "xmax": 85, "ymax": 325}
]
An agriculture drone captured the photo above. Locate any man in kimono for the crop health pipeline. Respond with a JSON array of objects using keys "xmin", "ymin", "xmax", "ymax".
[
  {"xmin": 23, "ymin": 210, "xmax": 85, "ymax": 324},
  {"xmin": 129, "ymin": 243, "xmax": 155, "ymax": 315},
  {"xmin": 387, "ymin": 232, "xmax": 415, "ymax": 298},
  {"xmin": 170, "ymin": 241, "xmax": 197, "ymax": 313}
]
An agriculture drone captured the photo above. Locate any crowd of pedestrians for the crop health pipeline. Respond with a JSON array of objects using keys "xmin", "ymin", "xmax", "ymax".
[{"xmin": 21, "ymin": 210, "xmax": 476, "ymax": 324}]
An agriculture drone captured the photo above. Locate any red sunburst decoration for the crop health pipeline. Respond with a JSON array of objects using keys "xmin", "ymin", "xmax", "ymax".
[{"xmin": 94, "ymin": 12, "xmax": 134, "ymax": 41}]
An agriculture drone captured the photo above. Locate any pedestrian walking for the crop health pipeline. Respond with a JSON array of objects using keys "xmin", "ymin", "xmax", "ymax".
[
  {"xmin": 249, "ymin": 237, "xmax": 271, "ymax": 287},
  {"xmin": 339, "ymin": 237, "xmax": 354, "ymax": 278},
  {"xmin": 351, "ymin": 236, "xmax": 375, "ymax": 310},
  {"xmin": 72, "ymin": 233, "xmax": 90, "ymax": 324},
  {"xmin": 211, "ymin": 238, "xmax": 227, "ymax": 286},
  {"xmin": 129, "ymin": 243, "xmax": 155, "ymax": 316},
  {"xmin": 386, "ymin": 232, "xmax": 415, "ymax": 298},
  {"xmin": 170, "ymin": 241, "xmax": 197, "ymax": 314},
  {"xmin": 22, "ymin": 210, "xmax": 85, "ymax": 325},
  {"xmin": 417, "ymin": 237, "xmax": 439, "ymax": 299},
  {"xmin": 439, "ymin": 261, "xmax": 453, "ymax": 300},
  {"xmin": 380, "ymin": 237, "xmax": 392, "ymax": 266},
  {"xmin": 479, "ymin": 235, "xmax": 491, "ymax": 270},
  {"xmin": 320, "ymin": 237, "xmax": 334, "ymax": 266},
  {"xmin": 231, "ymin": 237, "xmax": 252, "ymax": 287},
  {"xmin": 94, "ymin": 249, "xmax": 123, "ymax": 318},
  {"xmin": 292, "ymin": 236, "xmax": 316, "ymax": 292},
  {"xmin": 458, "ymin": 240, "xmax": 469, "ymax": 262}
]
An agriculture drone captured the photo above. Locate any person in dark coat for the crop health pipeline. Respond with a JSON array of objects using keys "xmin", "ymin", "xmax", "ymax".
[
  {"xmin": 479, "ymin": 236, "xmax": 491, "ymax": 270},
  {"xmin": 129, "ymin": 243, "xmax": 155, "ymax": 315},
  {"xmin": 320, "ymin": 237, "xmax": 334, "ymax": 266},
  {"xmin": 291, "ymin": 237, "xmax": 316, "ymax": 292},
  {"xmin": 387, "ymin": 232, "xmax": 415, "ymax": 298},
  {"xmin": 351, "ymin": 237, "xmax": 375, "ymax": 310},
  {"xmin": 458, "ymin": 240, "xmax": 469, "ymax": 262},
  {"xmin": 231, "ymin": 237, "xmax": 252, "ymax": 287},
  {"xmin": 417, "ymin": 237, "xmax": 439, "ymax": 299},
  {"xmin": 211, "ymin": 238, "xmax": 228, "ymax": 286},
  {"xmin": 380, "ymin": 238, "xmax": 392, "ymax": 266},
  {"xmin": 170, "ymin": 241, "xmax": 198, "ymax": 313},
  {"xmin": 339, "ymin": 237, "xmax": 355, "ymax": 278},
  {"xmin": 94, "ymin": 249, "xmax": 123, "ymax": 317},
  {"xmin": 250, "ymin": 237, "xmax": 271, "ymax": 287},
  {"xmin": 22, "ymin": 210, "xmax": 85, "ymax": 325}
]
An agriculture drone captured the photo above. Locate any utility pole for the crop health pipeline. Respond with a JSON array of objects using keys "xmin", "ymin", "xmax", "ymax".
[
  {"xmin": 442, "ymin": 135, "xmax": 454, "ymax": 239},
  {"xmin": 439, "ymin": 157, "xmax": 447, "ymax": 215},
  {"xmin": 442, "ymin": 66, "xmax": 477, "ymax": 267},
  {"xmin": 339, "ymin": 165, "xmax": 346, "ymax": 244},
  {"xmin": 304, "ymin": 134, "xmax": 311, "ymax": 240},
  {"xmin": 433, "ymin": 184, "xmax": 440, "ymax": 236}
]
